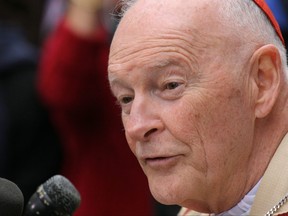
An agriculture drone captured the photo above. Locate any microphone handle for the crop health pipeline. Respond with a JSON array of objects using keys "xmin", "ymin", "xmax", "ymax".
[{"xmin": 23, "ymin": 185, "xmax": 58, "ymax": 216}]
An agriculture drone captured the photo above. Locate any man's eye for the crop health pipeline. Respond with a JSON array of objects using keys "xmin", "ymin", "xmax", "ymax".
[
  {"xmin": 120, "ymin": 96, "xmax": 133, "ymax": 104},
  {"xmin": 165, "ymin": 82, "xmax": 181, "ymax": 90}
]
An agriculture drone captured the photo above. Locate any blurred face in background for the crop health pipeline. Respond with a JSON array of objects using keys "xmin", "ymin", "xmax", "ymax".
[{"xmin": 109, "ymin": 0, "xmax": 257, "ymax": 213}]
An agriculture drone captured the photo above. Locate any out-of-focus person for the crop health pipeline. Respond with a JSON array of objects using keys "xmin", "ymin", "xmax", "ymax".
[{"xmin": 37, "ymin": 0, "xmax": 154, "ymax": 215}]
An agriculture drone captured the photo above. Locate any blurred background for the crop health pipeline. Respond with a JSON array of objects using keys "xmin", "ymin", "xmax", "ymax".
[
  {"xmin": 266, "ymin": 0, "xmax": 288, "ymax": 52},
  {"xmin": 0, "ymin": 0, "xmax": 286, "ymax": 215}
]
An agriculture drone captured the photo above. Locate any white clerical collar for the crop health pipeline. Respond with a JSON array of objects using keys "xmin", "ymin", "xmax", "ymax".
[{"xmin": 211, "ymin": 180, "xmax": 261, "ymax": 216}]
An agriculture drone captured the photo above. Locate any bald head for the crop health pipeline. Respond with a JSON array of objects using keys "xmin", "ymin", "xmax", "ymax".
[
  {"xmin": 111, "ymin": 0, "xmax": 287, "ymax": 74},
  {"xmin": 112, "ymin": 0, "xmax": 225, "ymax": 49},
  {"xmin": 110, "ymin": 0, "xmax": 239, "ymax": 76}
]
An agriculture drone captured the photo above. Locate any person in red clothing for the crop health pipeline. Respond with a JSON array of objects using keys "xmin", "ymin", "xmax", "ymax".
[{"xmin": 37, "ymin": 0, "xmax": 153, "ymax": 215}]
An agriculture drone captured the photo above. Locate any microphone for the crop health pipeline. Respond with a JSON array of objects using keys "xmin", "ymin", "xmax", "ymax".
[
  {"xmin": 24, "ymin": 175, "xmax": 81, "ymax": 216},
  {"xmin": 0, "ymin": 177, "xmax": 24, "ymax": 216}
]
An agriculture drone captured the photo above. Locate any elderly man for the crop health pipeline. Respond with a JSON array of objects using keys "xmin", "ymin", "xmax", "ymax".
[{"xmin": 108, "ymin": 0, "xmax": 288, "ymax": 215}]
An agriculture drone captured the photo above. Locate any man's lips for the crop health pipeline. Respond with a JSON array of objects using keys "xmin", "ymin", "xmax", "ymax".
[{"xmin": 144, "ymin": 155, "xmax": 182, "ymax": 169}]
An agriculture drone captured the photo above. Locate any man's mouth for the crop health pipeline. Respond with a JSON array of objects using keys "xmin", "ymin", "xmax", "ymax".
[{"xmin": 145, "ymin": 155, "xmax": 181, "ymax": 169}]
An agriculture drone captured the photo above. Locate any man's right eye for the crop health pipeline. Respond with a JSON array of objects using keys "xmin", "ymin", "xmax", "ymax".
[{"xmin": 119, "ymin": 96, "xmax": 134, "ymax": 105}]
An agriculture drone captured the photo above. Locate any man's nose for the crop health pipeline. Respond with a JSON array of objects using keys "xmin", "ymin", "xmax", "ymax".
[{"xmin": 125, "ymin": 96, "xmax": 163, "ymax": 142}]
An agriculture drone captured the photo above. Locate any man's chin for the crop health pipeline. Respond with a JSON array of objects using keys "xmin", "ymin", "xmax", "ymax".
[
  {"xmin": 147, "ymin": 173, "xmax": 206, "ymax": 209},
  {"xmin": 148, "ymin": 179, "xmax": 182, "ymax": 206}
]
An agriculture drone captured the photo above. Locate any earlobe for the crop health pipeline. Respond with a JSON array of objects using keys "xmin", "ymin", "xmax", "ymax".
[{"xmin": 252, "ymin": 45, "xmax": 281, "ymax": 118}]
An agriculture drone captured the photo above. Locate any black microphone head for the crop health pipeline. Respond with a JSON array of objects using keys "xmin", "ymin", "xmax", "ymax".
[
  {"xmin": 24, "ymin": 175, "xmax": 81, "ymax": 216},
  {"xmin": 0, "ymin": 177, "xmax": 24, "ymax": 216},
  {"xmin": 43, "ymin": 175, "xmax": 81, "ymax": 215}
]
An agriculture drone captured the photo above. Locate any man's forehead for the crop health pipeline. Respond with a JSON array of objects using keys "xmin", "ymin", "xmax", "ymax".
[
  {"xmin": 111, "ymin": 0, "xmax": 217, "ymax": 47},
  {"xmin": 109, "ymin": 0, "xmax": 228, "ymax": 68}
]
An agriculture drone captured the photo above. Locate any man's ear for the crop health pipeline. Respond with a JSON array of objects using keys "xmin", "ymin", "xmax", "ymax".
[{"xmin": 250, "ymin": 44, "xmax": 281, "ymax": 118}]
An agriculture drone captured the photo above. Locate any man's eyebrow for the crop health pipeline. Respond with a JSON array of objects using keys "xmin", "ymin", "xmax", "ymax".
[
  {"xmin": 151, "ymin": 60, "xmax": 174, "ymax": 69},
  {"xmin": 108, "ymin": 73, "xmax": 120, "ymax": 86},
  {"xmin": 149, "ymin": 59, "xmax": 182, "ymax": 71}
]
